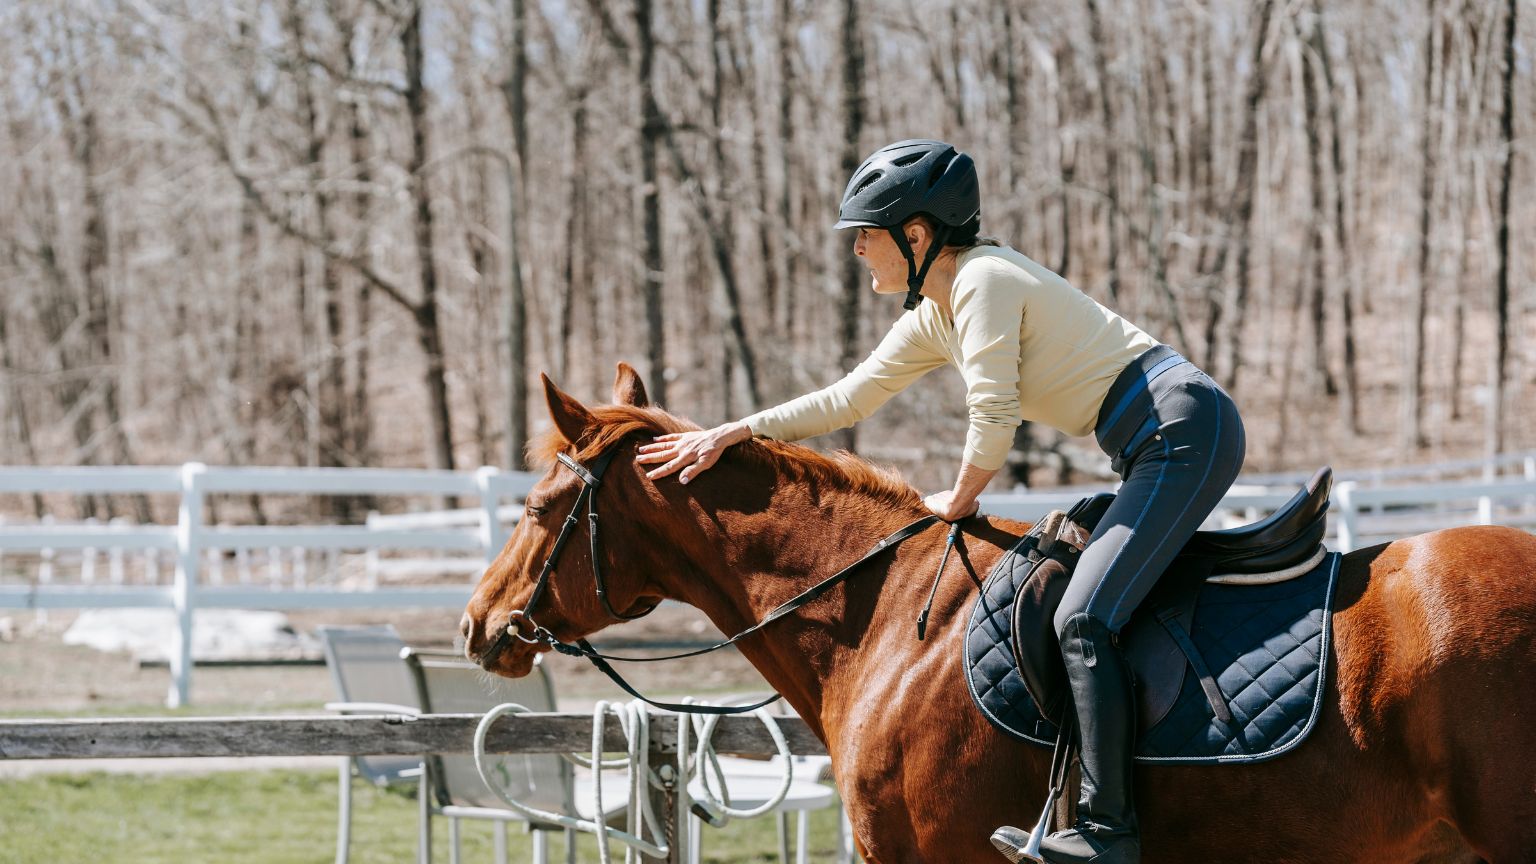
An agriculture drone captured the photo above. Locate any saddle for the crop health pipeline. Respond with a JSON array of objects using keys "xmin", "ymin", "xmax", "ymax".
[{"xmin": 981, "ymin": 467, "xmax": 1336, "ymax": 754}]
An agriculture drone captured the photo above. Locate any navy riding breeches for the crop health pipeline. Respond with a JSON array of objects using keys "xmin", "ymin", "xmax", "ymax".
[{"xmin": 1052, "ymin": 345, "xmax": 1247, "ymax": 638}]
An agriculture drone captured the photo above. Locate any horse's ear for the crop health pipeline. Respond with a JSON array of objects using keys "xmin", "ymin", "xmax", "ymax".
[
  {"xmin": 611, "ymin": 362, "xmax": 649, "ymax": 407},
  {"xmin": 542, "ymin": 374, "xmax": 596, "ymax": 445}
]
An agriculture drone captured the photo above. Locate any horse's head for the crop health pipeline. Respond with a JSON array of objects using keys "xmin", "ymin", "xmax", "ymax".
[{"xmin": 460, "ymin": 363, "xmax": 689, "ymax": 677}]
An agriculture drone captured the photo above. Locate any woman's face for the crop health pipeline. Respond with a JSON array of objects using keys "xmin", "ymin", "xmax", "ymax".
[{"xmin": 853, "ymin": 226, "xmax": 914, "ymax": 296}]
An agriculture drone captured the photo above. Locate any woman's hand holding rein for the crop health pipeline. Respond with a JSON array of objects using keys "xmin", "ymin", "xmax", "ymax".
[{"xmin": 636, "ymin": 421, "xmax": 753, "ymax": 484}]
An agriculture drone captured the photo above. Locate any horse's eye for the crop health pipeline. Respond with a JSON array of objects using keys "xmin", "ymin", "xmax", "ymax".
[{"xmin": 525, "ymin": 502, "xmax": 549, "ymax": 517}]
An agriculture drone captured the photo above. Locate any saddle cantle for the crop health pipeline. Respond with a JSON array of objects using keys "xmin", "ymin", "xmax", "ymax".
[{"xmin": 965, "ymin": 467, "xmax": 1342, "ymax": 764}]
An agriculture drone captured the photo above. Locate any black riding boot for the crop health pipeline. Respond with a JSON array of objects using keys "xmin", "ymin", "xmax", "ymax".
[
  {"xmin": 1038, "ymin": 612, "xmax": 1140, "ymax": 863},
  {"xmin": 988, "ymin": 613, "xmax": 1141, "ymax": 863}
]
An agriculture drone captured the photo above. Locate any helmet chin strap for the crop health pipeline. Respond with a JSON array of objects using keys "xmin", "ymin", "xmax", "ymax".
[{"xmin": 887, "ymin": 225, "xmax": 950, "ymax": 311}]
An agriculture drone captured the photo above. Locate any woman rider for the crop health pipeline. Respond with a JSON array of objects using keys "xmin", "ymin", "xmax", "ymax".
[{"xmin": 635, "ymin": 139, "xmax": 1245, "ymax": 864}]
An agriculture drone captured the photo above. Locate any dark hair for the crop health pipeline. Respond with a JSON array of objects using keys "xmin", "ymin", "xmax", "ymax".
[{"xmin": 911, "ymin": 214, "xmax": 1002, "ymax": 250}]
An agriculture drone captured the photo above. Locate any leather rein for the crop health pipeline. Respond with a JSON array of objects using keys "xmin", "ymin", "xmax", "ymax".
[{"xmin": 477, "ymin": 442, "xmax": 957, "ymax": 716}]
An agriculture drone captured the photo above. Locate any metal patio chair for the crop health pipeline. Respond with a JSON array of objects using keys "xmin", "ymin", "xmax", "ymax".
[
  {"xmin": 401, "ymin": 646, "xmax": 629, "ymax": 864},
  {"xmin": 317, "ymin": 624, "xmax": 430, "ymax": 864}
]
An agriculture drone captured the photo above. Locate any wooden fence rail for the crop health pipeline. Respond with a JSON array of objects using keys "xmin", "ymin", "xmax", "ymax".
[
  {"xmin": 0, "ymin": 711, "xmax": 826, "ymax": 760},
  {"xmin": 0, "ymin": 711, "xmax": 830, "ymax": 864}
]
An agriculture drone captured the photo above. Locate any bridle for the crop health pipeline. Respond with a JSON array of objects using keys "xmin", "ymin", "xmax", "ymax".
[
  {"xmin": 478, "ymin": 448, "xmax": 651, "ymax": 666},
  {"xmin": 475, "ymin": 441, "xmax": 956, "ymax": 716}
]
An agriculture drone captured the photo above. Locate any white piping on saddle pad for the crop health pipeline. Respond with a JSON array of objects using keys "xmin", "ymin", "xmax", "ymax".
[
  {"xmin": 1206, "ymin": 545, "xmax": 1328, "ymax": 585},
  {"xmin": 472, "ymin": 699, "xmax": 794, "ymax": 864}
]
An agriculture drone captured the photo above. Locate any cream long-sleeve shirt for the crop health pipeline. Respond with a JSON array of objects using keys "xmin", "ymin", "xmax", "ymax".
[{"xmin": 742, "ymin": 245, "xmax": 1159, "ymax": 471}]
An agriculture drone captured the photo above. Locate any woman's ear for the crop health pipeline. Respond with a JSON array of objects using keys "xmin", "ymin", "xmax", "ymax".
[
  {"xmin": 904, "ymin": 218, "xmax": 929, "ymax": 256},
  {"xmin": 611, "ymin": 362, "xmax": 650, "ymax": 407},
  {"xmin": 542, "ymin": 374, "xmax": 597, "ymax": 445}
]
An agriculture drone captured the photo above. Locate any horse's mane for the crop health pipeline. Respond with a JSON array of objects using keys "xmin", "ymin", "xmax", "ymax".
[{"xmin": 528, "ymin": 404, "xmax": 923, "ymax": 510}]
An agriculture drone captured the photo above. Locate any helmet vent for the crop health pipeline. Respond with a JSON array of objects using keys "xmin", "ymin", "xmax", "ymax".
[
  {"xmin": 852, "ymin": 171, "xmax": 883, "ymax": 196},
  {"xmin": 927, "ymin": 155, "xmax": 953, "ymax": 189},
  {"xmin": 892, "ymin": 152, "xmax": 924, "ymax": 167}
]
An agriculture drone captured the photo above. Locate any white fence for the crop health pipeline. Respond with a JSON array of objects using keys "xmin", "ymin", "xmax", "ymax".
[
  {"xmin": 0, "ymin": 464, "xmax": 536, "ymax": 707},
  {"xmin": 4, "ymin": 459, "xmax": 1536, "ymax": 707}
]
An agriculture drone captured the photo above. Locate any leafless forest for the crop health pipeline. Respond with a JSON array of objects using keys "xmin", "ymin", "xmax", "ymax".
[{"xmin": 0, "ymin": 0, "xmax": 1528, "ymax": 518}]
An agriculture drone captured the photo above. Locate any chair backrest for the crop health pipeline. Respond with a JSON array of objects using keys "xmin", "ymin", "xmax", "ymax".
[
  {"xmin": 402, "ymin": 649, "xmax": 574, "ymax": 814},
  {"xmin": 316, "ymin": 625, "xmax": 423, "ymax": 785}
]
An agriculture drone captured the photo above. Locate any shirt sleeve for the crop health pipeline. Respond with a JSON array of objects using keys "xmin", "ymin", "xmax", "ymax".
[
  {"xmin": 743, "ymin": 310, "xmax": 947, "ymax": 442},
  {"xmin": 952, "ymin": 263, "xmax": 1025, "ymax": 471}
]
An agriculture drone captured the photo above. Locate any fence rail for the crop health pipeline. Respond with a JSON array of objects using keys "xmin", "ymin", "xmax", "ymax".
[
  {"xmin": 0, "ymin": 711, "xmax": 825, "ymax": 760},
  {"xmin": 0, "ymin": 710, "xmax": 826, "ymax": 864},
  {"xmin": 6, "ymin": 460, "xmax": 1536, "ymax": 707}
]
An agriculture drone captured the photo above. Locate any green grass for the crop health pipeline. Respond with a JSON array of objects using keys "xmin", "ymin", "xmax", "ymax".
[{"xmin": 0, "ymin": 769, "xmax": 846, "ymax": 863}]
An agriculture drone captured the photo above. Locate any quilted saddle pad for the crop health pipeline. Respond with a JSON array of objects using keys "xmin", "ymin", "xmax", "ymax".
[{"xmin": 964, "ymin": 543, "xmax": 1342, "ymax": 765}]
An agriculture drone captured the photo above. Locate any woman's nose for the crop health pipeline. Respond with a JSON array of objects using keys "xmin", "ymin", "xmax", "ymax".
[{"xmin": 852, "ymin": 233, "xmax": 865, "ymax": 257}]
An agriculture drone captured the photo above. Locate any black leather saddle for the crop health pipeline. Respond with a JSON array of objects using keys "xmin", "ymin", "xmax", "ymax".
[{"xmin": 1010, "ymin": 467, "xmax": 1333, "ymax": 731}]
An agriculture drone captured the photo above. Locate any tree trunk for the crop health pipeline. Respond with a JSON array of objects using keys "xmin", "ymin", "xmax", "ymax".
[
  {"xmin": 832, "ymin": 0, "xmax": 864, "ymax": 453},
  {"xmin": 1308, "ymin": 1, "xmax": 1361, "ymax": 433},
  {"xmin": 283, "ymin": 1, "xmax": 348, "ymax": 499},
  {"xmin": 345, "ymin": 83, "xmax": 373, "ymax": 471},
  {"xmin": 500, "ymin": 0, "xmax": 531, "ymax": 470},
  {"xmin": 560, "ymin": 77, "xmax": 588, "ymax": 392},
  {"xmin": 1206, "ymin": 0, "xmax": 1275, "ymax": 386},
  {"xmin": 402, "ymin": 2, "xmax": 455, "ymax": 472},
  {"xmin": 1084, "ymin": 0, "xmax": 1121, "ymax": 303},
  {"xmin": 57, "ymin": 40, "xmax": 149, "ymax": 518},
  {"xmin": 1299, "ymin": 7, "xmax": 1338, "ymax": 399},
  {"xmin": 777, "ymin": 0, "xmax": 798, "ymax": 340},
  {"xmin": 0, "ymin": 302, "xmax": 46, "ymax": 517},
  {"xmin": 636, "ymin": 0, "xmax": 667, "ymax": 406},
  {"xmin": 1404, "ymin": 0, "xmax": 1439, "ymax": 450},
  {"xmin": 1487, "ymin": 0, "xmax": 1516, "ymax": 457}
]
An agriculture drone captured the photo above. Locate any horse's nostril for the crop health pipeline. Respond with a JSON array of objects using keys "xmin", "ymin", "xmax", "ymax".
[{"xmin": 459, "ymin": 613, "xmax": 477, "ymax": 653}]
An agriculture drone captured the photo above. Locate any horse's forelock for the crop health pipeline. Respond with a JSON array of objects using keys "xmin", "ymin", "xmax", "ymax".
[{"xmin": 526, "ymin": 404, "xmax": 698, "ymax": 470}]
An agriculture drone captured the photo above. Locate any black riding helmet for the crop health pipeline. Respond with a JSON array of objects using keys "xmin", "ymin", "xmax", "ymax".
[{"xmin": 835, "ymin": 139, "xmax": 980, "ymax": 310}]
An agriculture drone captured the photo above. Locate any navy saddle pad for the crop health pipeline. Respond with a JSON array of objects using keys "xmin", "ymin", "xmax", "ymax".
[{"xmin": 964, "ymin": 542, "xmax": 1341, "ymax": 765}]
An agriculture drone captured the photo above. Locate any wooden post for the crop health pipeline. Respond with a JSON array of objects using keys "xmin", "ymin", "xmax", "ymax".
[{"xmin": 646, "ymin": 717, "xmax": 684, "ymax": 864}]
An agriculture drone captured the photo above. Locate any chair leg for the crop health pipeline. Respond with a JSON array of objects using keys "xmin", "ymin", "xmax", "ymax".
[
  {"xmin": 449, "ymin": 818, "xmax": 461, "ymax": 864},
  {"xmin": 564, "ymin": 827, "xmax": 577, "ymax": 864},
  {"xmin": 689, "ymin": 815, "xmax": 701, "ymax": 864},
  {"xmin": 532, "ymin": 828, "xmax": 548, "ymax": 864},
  {"xmin": 493, "ymin": 822, "xmax": 506, "ymax": 864},
  {"xmin": 417, "ymin": 763, "xmax": 433, "ymax": 864},
  {"xmin": 776, "ymin": 812, "xmax": 790, "ymax": 864},
  {"xmin": 796, "ymin": 811, "xmax": 809, "ymax": 864},
  {"xmin": 336, "ymin": 759, "xmax": 353, "ymax": 864}
]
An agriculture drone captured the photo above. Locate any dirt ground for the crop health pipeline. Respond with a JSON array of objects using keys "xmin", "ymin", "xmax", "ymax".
[{"xmin": 0, "ymin": 603, "xmax": 770, "ymax": 716}]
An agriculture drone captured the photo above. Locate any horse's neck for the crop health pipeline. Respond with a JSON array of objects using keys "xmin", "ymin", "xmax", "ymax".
[{"xmin": 663, "ymin": 479, "xmax": 948, "ymax": 732}]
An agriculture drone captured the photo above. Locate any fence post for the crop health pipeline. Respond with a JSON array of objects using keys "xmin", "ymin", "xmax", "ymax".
[
  {"xmin": 1336, "ymin": 481, "xmax": 1358, "ymax": 553},
  {"xmin": 1526, "ymin": 457, "xmax": 1536, "ymax": 514},
  {"xmin": 645, "ymin": 724, "xmax": 684, "ymax": 864},
  {"xmin": 37, "ymin": 514, "xmax": 55, "ymax": 626},
  {"xmin": 476, "ymin": 467, "xmax": 503, "ymax": 567},
  {"xmin": 169, "ymin": 462, "xmax": 206, "ymax": 708}
]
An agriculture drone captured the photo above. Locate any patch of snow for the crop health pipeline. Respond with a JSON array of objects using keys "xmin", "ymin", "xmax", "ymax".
[{"xmin": 62, "ymin": 609, "xmax": 320, "ymax": 662}]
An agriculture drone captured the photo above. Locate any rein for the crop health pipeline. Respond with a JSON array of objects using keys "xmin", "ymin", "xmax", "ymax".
[{"xmin": 481, "ymin": 441, "xmax": 957, "ymax": 715}]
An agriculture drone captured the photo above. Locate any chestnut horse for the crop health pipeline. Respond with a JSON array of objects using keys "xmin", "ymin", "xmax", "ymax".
[{"xmin": 461, "ymin": 365, "xmax": 1536, "ymax": 864}]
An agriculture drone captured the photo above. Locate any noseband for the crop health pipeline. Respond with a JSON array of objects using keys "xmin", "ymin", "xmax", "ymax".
[
  {"xmin": 478, "ymin": 447, "xmax": 656, "ymax": 670},
  {"xmin": 476, "ymin": 441, "xmax": 950, "ymax": 716}
]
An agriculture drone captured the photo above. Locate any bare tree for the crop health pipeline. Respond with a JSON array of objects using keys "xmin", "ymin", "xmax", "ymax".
[{"xmin": 1487, "ymin": 0, "xmax": 1517, "ymax": 456}]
